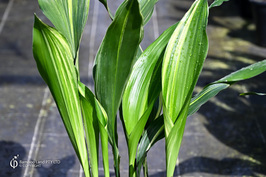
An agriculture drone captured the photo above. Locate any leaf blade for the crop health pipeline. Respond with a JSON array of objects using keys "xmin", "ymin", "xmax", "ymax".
[
  {"xmin": 78, "ymin": 83, "xmax": 99, "ymax": 177},
  {"xmin": 161, "ymin": 0, "xmax": 209, "ymax": 176},
  {"xmin": 162, "ymin": 0, "xmax": 209, "ymax": 132},
  {"xmin": 38, "ymin": 0, "xmax": 90, "ymax": 58},
  {"xmin": 78, "ymin": 82, "xmax": 110, "ymax": 177},
  {"xmin": 139, "ymin": 0, "xmax": 159, "ymax": 25},
  {"xmin": 94, "ymin": 0, "xmax": 143, "ymax": 142},
  {"xmin": 122, "ymin": 22, "xmax": 178, "ymax": 135},
  {"xmin": 240, "ymin": 92, "xmax": 266, "ymax": 96},
  {"xmin": 215, "ymin": 59, "xmax": 266, "ymax": 83},
  {"xmin": 209, "ymin": 0, "xmax": 230, "ymax": 9},
  {"xmin": 137, "ymin": 60, "xmax": 266, "ymax": 171},
  {"xmin": 188, "ymin": 83, "xmax": 230, "ymax": 115},
  {"xmin": 127, "ymin": 104, "xmax": 154, "ymax": 177},
  {"xmin": 32, "ymin": 16, "xmax": 90, "ymax": 177},
  {"xmin": 136, "ymin": 115, "xmax": 164, "ymax": 173}
]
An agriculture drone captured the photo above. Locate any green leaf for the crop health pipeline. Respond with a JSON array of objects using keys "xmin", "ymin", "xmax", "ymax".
[
  {"xmin": 38, "ymin": 0, "xmax": 90, "ymax": 59},
  {"xmin": 117, "ymin": 0, "xmax": 159, "ymax": 25},
  {"xmin": 138, "ymin": 0, "xmax": 159, "ymax": 25},
  {"xmin": 92, "ymin": 89, "xmax": 110, "ymax": 177},
  {"xmin": 190, "ymin": 59, "xmax": 266, "ymax": 116},
  {"xmin": 136, "ymin": 115, "xmax": 164, "ymax": 174},
  {"xmin": 136, "ymin": 59, "xmax": 266, "ymax": 173},
  {"xmin": 122, "ymin": 22, "xmax": 177, "ymax": 176},
  {"xmin": 32, "ymin": 16, "xmax": 90, "ymax": 177},
  {"xmin": 122, "ymin": 22, "xmax": 178, "ymax": 136},
  {"xmin": 78, "ymin": 82, "xmax": 110, "ymax": 177},
  {"xmin": 215, "ymin": 59, "xmax": 266, "ymax": 84},
  {"xmin": 93, "ymin": 1, "xmax": 143, "ymax": 175},
  {"xmin": 162, "ymin": 0, "xmax": 209, "ymax": 129},
  {"xmin": 93, "ymin": 0, "xmax": 143, "ymax": 143},
  {"xmin": 240, "ymin": 92, "xmax": 266, "ymax": 96},
  {"xmin": 161, "ymin": 0, "xmax": 209, "ymax": 176},
  {"xmin": 78, "ymin": 83, "xmax": 99, "ymax": 177},
  {"xmin": 99, "ymin": 0, "xmax": 114, "ymax": 20},
  {"xmin": 99, "ymin": 0, "xmax": 108, "ymax": 10},
  {"xmin": 146, "ymin": 95, "xmax": 163, "ymax": 124},
  {"xmin": 127, "ymin": 104, "xmax": 154, "ymax": 177},
  {"xmin": 209, "ymin": 0, "xmax": 229, "ymax": 9},
  {"xmin": 165, "ymin": 112, "xmax": 187, "ymax": 177},
  {"xmin": 188, "ymin": 83, "xmax": 230, "ymax": 115},
  {"xmin": 103, "ymin": 0, "xmax": 158, "ymax": 25}
]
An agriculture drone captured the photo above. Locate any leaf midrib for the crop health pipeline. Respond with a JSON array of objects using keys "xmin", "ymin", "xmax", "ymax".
[
  {"xmin": 167, "ymin": 2, "xmax": 203, "ymax": 122},
  {"xmin": 41, "ymin": 27, "xmax": 80, "ymax": 149},
  {"xmin": 112, "ymin": 0, "xmax": 135, "ymax": 120}
]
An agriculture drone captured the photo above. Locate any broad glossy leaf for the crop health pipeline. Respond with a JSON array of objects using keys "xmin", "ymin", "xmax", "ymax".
[
  {"xmin": 38, "ymin": 0, "xmax": 90, "ymax": 58},
  {"xmin": 99, "ymin": 0, "xmax": 158, "ymax": 74},
  {"xmin": 104, "ymin": 0, "xmax": 158, "ymax": 25},
  {"xmin": 215, "ymin": 59, "xmax": 266, "ymax": 83},
  {"xmin": 136, "ymin": 83, "xmax": 226, "ymax": 175},
  {"xmin": 137, "ymin": 59, "xmax": 266, "ymax": 174},
  {"xmin": 209, "ymin": 0, "xmax": 230, "ymax": 9},
  {"xmin": 91, "ymin": 88, "xmax": 110, "ymax": 177},
  {"xmin": 127, "ymin": 104, "xmax": 154, "ymax": 177},
  {"xmin": 122, "ymin": 22, "xmax": 178, "ymax": 136},
  {"xmin": 78, "ymin": 82, "xmax": 110, "ymax": 177},
  {"xmin": 136, "ymin": 115, "xmax": 164, "ymax": 174},
  {"xmin": 161, "ymin": 0, "xmax": 209, "ymax": 176},
  {"xmin": 93, "ymin": 1, "xmax": 144, "ymax": 174},
  {"xmin": 165, "ymin": 112, "xmax": 187, "ymax": 177},
  {"xmin": 79, "ymin": 83, "xmax": 99, "ymax": 177},
  {"xmin": 165, "ymin": 60, "xmax": 266, "ymax": 174},
  {"xmin": 93, "ymin": 0, "xmax": 143, "ymax": 142},
  {"xmin": 188, "ymin": 83, "xmax": 229, "ymax": 115},
  {"xmin": 122, "ymin": 22, "xmax": 178, "ymax": 176},
  {"xmin": 162, "ymin": 0, "xmax": 209, "ymax": 133},
  {"xmin": 32, "ymin": 16, "xmax": 90, "ymax": 177},
  {"xmin": 190, "ymin": 59, "xmax": 266, "ymax": 116},
  {"xmin": 139, "ymin": 0, "xmax": 159, "ymax": 25},
  {"xmin": 146, "ymin": 95, "xmax": 163, "ymax": 124}
]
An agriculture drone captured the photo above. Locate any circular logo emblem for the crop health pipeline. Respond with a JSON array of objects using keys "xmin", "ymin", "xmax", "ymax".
[{"xmin": 10, "ymin": 155, "xmax": 19, "ymax": 169}]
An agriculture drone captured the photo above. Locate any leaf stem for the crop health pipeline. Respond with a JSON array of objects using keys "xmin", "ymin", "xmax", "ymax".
[
  {"xmin": 143, "ymin": 157, "xmax": 148, "ymax": 177},
  {"xmin": 112, "ymin": 141, "xmax": 120, "ymax": 177}
]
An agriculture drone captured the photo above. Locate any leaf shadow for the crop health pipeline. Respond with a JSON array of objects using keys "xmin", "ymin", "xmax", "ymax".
[
  {"xmin": 178, "ymin": 157, "xmax": 266, "ymax": 176},
  {"xmin": 0, "ymin": 141, "xmax": 26, "ymax": 177},
  {"xmin": 149, "ymin": 157, "xmax": 266, "ymax": 177},
  {"xmin": 35, "ymin": 155, "xmax": 76, "ymax": 177}
]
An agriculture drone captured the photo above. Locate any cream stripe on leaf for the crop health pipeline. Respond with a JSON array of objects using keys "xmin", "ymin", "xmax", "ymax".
[
  {"xmin": 33, "ymin": 16, "xmax": 90, "ymax": 177},
  {"xmin": 161, "ymin": 0, "xmax": 209, "ymax": 176}
]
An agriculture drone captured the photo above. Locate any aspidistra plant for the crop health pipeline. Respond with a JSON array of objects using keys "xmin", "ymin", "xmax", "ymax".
[{"xmin": 32, "ymin": 0, "xmax": 266, "ymax": 177}]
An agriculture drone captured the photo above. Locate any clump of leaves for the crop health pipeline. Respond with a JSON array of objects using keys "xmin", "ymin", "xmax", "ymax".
[{"xmin": 32, "ymin": 0, "xmax": 266, "ymax": 177}]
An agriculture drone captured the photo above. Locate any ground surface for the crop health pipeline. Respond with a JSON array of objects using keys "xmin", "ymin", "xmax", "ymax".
[{"xmin": 0, "ymin": 0, "xmax": 266, "ymax": 177}]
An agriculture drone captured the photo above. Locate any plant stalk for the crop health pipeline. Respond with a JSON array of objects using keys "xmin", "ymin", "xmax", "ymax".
[
  {"xmin": 129, "ymin": 157, "xmax": 135, "ymax": 177},
  {"xmin": 143, "ymin": 157, "xmax": 148, "ymax": 177},
  {"xmin": 112, "ymin": 144, "xmax": 120, "ymax": 177}
]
